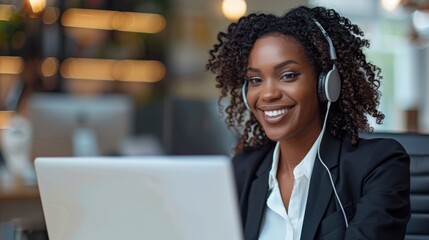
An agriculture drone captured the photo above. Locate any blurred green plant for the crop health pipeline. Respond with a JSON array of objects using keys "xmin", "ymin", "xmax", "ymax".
[{"xmin": 0, "ymin": 10, "xmax": 26, "ymax": 55}]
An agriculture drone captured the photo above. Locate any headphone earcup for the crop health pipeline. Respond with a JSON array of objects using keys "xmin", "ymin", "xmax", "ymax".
[
  {"xmin": 242, "ymin": 81, "xmax": 251, "ymax": 111},
  {"xmin": 317, "ymin": 72, "xmax": 328, "ymax": 102},
  {"xmin": 318, "ymin": 65, "xmax": 341, "ymax": 102},
  {"xmin": 324, "ymin": 66, "xmax": 341, "ymax": 102}
]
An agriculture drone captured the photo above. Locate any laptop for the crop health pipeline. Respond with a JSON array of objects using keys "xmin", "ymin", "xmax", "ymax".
[{"xmin": 34, "ymin": 156, "xmax": 243, "ymax": 240}]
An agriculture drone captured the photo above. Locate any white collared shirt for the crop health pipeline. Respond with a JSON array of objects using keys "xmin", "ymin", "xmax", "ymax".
[{"xmin": 259, "ymin": 133, "xmax": 322, "ymax": 240}]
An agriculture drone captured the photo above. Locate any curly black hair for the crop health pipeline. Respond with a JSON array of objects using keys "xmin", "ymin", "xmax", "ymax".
[{"xmin": 206, "ymin": 6, "xmax": 384, "ymax": 153}]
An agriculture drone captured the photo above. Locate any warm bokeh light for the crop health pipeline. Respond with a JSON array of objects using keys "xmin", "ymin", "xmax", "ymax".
[
  {"xmin": 0, "ymin": 111, "xmax": 14, "ymax": 129},
  {"xmin": 0, "ymin": 56, "xmax": 24, "ymax": 74},
  {"xmin": 61, "ymin": 8, "xmax": 116, "ymax": 30},
  {"xmin": 60, "ymin": 58, "xmax": 165, "ymax": 82},
  {"xmin": 381, "ymin": 0, "xmax": 401, "ymax": 11},
  {"xmin": 0, "ymin": 4, "xmax": 14, "ymax": 21},
  {"xmin": 61, "ymin": 8, "xmax": 166, "ymax": 33},
  {"xmin": 28, "ymin": 0, "xmax": 46, "ymax": 15},
  {"xmin": 43, "ymin": 7, "xmax": 60, "ymax": 24},
  {"xmin": 60, "ymin": 58, "xmax": 116, "ymax": 81},
  {"xmin": 222, "ymin": 0, "xmax": 247, "ymax": 21},
  {"xmin": 113, "ymin": 60, "xmax": 166, "ymax": 82},
  {"xmin": 112, "ymin": 12, "xmax": 166, "ymax": 33},
  {"xmin": 41, "ymin": 57, "xmax": 59, "ymax": 77}
]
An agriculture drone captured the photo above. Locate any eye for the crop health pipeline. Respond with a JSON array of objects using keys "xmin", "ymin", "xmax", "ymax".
[
  {"xmin": 248, "ymin": 77, "xmax": 262, "ymax": 85},
  {"xmin": 280, "ymin": 72, "xmax": 300, "ymax": 81}
]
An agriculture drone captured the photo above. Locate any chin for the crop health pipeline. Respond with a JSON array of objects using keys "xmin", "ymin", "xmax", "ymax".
[{"xmin": 263, "ymin": 129, "xmax": 288, "ymax": 142}]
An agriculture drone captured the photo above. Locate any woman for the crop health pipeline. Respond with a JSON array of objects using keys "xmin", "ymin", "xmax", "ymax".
[{"xmin": 206, "ymin": 5, "xmax": 410, "ymax": 240}]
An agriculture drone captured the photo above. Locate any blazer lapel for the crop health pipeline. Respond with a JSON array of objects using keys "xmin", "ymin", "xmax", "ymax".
[
  {"xmin": 301, "ymin": 132, "xmax": 342, "ymax": 240},
  {"xmin": 244, "ymin": 150, "xmax": 272, "ymax": 240}
]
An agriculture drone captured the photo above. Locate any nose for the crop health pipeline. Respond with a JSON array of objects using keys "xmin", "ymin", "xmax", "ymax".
[{"xmin": 260, "ymin": 80, "xmax": 282, "ymax": 102}]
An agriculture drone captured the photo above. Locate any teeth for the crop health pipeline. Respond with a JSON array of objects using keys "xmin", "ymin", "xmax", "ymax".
[{"xmin": 264, "ymin": 108, "xmax": 288, "ymax": 117}]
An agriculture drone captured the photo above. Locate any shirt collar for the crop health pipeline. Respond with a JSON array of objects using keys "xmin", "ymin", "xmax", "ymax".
[{"xmin": 268, "ymin": 132, "xmax": 324, "ymax": 190}]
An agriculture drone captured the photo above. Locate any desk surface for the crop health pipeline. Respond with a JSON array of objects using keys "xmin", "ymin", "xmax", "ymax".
[
  {"xmin": 0, "ymin": 176, "xmax": 39, "ymax": 201},
  {"xmin": 0, "ymin": 183, "xmax": 45, "ymax": 232}
]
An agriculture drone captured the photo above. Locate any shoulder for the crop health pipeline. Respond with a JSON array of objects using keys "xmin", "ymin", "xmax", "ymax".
[
  {"xmin": 344, "ymin": 136, "xmax": 408, "ymax": 160},
  {"xmin": 341, "ymin": 135, "xmax": 410, "ymax": 179},
  {"xmin": 232, "ymin": 142, "xmax": 275, "ymax": 175},
  {"xmin": 339, "ymin": 136, "xmax": 411, "ymax": 237},
  {"xmin": 231, "ymin": 142, "xmax": 275, "ymax": 191}
]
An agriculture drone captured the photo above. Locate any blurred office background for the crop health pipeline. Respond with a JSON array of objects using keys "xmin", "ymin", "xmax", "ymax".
[{"xmin": 0, "ymin": 0, "xmax": 429, "ymax": 238}]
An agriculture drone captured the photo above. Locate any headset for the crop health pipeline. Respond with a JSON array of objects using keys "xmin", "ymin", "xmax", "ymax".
[{"xmin": 241, "ymin": 18, "xmax": 348, "ymax": 228}]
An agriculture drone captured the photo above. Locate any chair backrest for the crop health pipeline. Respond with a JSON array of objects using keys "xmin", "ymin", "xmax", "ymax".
[
  {"xmin": 165, "ymin": 96, "xmax": 237, "ymax": 155},
  {"xmin": 360, "ymin": 132, "xmax": 429, "ymax": 240}
]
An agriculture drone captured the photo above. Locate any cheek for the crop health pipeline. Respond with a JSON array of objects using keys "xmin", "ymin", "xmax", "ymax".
[
  {"xmin": 302, "ymin": 86, "xmax": 318, "ymax": 102},
  {"xmin": 287, "ymin": 84, "xmax": 316, "ymax": 100},
  {"xmin": 292, "ymin": 83, "xmax": 319, "ymax": 110},
  {"xmin": 298, "ymin": 78, "xmax": 317, "ymax": 97},
  {"xmin": 301, "ymin": 89, "xmax": 320, "ymax": 115}
]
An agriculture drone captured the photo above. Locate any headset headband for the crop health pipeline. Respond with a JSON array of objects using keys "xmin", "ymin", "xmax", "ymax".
[{"xmin": 312, "ymin": 19, "xmax": 337, "ymax": 60}]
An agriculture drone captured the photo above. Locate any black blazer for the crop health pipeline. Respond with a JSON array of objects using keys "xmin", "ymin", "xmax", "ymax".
[{"xmin": 232, "ymin": 131, "xmax": 411, "ymax": 240}]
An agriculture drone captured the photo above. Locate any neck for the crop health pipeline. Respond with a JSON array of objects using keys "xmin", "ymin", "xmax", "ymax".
[{"xmin": 278, "ymin": 128, "xmax": 321, "ymax": 175}]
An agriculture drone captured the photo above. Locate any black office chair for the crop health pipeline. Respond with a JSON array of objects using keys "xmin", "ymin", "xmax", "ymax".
[
  {"xmin": 360, "ymin": 132, "xmax": 429, "ymax": 240},
  {"xmin": 165, "ymin": 96, "xmax": 237, "ymax": 155}
]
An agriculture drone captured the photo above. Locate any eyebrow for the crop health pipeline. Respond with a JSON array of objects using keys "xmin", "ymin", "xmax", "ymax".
[{"xmin": 247, "ymin": 60, "xmax": 299, "ymax": 73}]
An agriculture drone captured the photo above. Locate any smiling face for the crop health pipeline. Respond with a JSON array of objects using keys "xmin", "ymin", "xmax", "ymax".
[{"xmin": 245, "ymin": 34, "xmax": 321, "ymax": 143}]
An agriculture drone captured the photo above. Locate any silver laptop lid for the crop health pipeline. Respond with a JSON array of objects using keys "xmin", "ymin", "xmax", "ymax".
[{"xmin": 35, "ymin": 156, "xmax": 243, "ymax": 240}]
